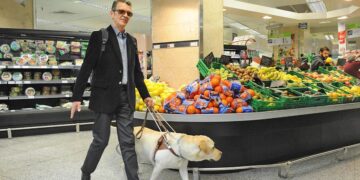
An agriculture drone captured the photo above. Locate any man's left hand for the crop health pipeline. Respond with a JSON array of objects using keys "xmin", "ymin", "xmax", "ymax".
[{"xmin": 144, "ymin": 97, "xmax": 155, "ymax": 109}]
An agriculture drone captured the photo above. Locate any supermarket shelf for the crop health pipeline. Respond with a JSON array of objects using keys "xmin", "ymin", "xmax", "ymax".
[
  {"xmin": 7, "ymin": 80, "xmax": 75, "ymax": 85},
  {"xmin": 6, "ymin": 65, "xmax": 77, "ymax": 69},
  {"xmin": 0, "ymin": 96, "xmax": 8, "ymax": 100},
  {"xmin": 9, "ymin": 94, "xmax": 72, "ymax": 100},
  {"xmin": 134, "ymin": 102, "xmax": 360, "ymax": 122}
]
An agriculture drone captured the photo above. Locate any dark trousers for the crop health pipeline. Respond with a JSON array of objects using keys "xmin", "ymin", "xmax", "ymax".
[{"xmin": 81, "ymin": 87, "xmax": 139, "ymax": 180}]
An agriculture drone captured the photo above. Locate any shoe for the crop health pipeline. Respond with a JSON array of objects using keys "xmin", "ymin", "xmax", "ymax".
[{"xmin": 81, "ymin": 172, "xmax": 91, "ymax": 180}]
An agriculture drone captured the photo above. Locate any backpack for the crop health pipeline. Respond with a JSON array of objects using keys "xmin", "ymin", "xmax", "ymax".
[{"xmin": 89, "ymin": 28, "xmax": 108, "ymax": 85}]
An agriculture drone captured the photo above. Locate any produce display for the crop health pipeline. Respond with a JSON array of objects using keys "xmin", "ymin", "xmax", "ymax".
[
  {"xmin": 208, "ymin": 67, "xmax": 236, "ymax": 80},
  {"xmin": 225, "ymin": 64, "xmax": 258, "ymax": 82},
  {"xmin": 135, "ymin": 79, "xmax": 175, "ymax": 112},
  {"xmin": 162, "ymin": 74, "xmax": 254, "ymax": 114},
  {"xmin": 301, "ymin": 71, "xmax": 352, "ymax": 85}
]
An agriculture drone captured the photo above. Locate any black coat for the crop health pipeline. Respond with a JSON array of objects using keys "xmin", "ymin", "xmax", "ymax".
[
  {"xmin": 310, "ymin": 55, "xmax": 325, "ymax": 71},
  {"xmin": 72, "ymin": 25, "xmax": 150, "ymax": 113}
]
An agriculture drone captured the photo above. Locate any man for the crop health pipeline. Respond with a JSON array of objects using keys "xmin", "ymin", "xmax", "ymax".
[
  {"xmin": 310, "ymin": 47, "xmax": 330, "ymax": 71},
  {"xmin": 70, "ymin": 1, "xmax": 154, "ymax": 180}
]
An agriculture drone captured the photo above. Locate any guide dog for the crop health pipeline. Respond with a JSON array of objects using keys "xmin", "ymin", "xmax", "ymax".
[{"xmin": 134, "ymin": 127, "xmax": 222, "ymax": 180}]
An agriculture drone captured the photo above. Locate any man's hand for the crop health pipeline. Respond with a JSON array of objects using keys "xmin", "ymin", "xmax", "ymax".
[
  {"xmin": 70, "ymin": 101, "xmax": 82, "ymax": 120},
  {"xmin": 144, "ymin": 97, "xmax": 155, "ymax": 109}
]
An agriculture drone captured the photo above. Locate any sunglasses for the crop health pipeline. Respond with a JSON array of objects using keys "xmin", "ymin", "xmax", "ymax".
[{"xmin": 113, "ymin": 9, "xmax": 133, "ymax": 17}]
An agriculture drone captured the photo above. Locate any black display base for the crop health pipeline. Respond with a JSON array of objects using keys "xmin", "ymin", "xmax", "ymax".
[{"xmin": 133, "ymin": 108, "xmax": 360, "ymax": 168}]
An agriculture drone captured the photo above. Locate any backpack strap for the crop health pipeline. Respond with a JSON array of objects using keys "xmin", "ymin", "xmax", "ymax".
[{"xmin": 100, "ymin": 28, "xmax": 108, "ymax": 54}]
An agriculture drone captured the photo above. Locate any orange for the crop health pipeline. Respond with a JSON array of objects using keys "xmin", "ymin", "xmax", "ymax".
[
  {"xmin": 212, "ymin": 74, "xmax": 221, "ymax": 80},
  {"xmin": 158, "ymin": 106, "xmax": 166, "ymax": 113},
  {"xmin": 213, "ymin": 107, "xmax": 219, "ymax": 114},
  {"xmin": 178, "ymin": 105, "xmax": 186, "ymax": 112},
  {"xmin": 214, "ymin": 86, "xmax": 223, "ymax": 93},
  {"xmin": 194, "ymin": 95, "xmax": 200, "ymax": 101},
  {"xmin": 203, "ymin": 90, "xmax": 210, "ymax": 98},
  {"xmin": 240, "ymin": 92, "xmax": 249, "ymax": 100},
  {"xmin": 236, "ymin": 107, "xmax": 243, "ymax": 113},
  {"xmin": 210, "ymin": 78, "xmax": 220, "ymax": 88},
  {"xmin": 175, "ymin": 98, "xmax": 182, "ymax": 106},
  {"xmin": 212, "ymin": 100, "xmax": 219, "ymax": 107},
  {"xmin": 226, "ymin": 97, "xmax": 234, "ymax": 104},
  {"xmin": 247, "ymin": 89, "xmax": 255, "ymax": 97},
  {"xmin": 195, "ymin": 108, "xmax": 201, "ymax": 114},
  {"xmin": 240, "ymin": 86, "xmax": 246, "ymax": 93},
  {"xmin": 207, "ymin": 102, "xmax": 214, "ymax": 108},
  {"xmin": 221, "ymin": 99, "xmax": 229, "ymax": 106},
  {"xmin": 186, "ymin": 105, "xmax": 196, "ymax": 114},
  {"xmin": 219, "ymin": 93, "xmax": 226, "ymax": 100},
  {"xmin": 231, "ymin": 99, "xmax": 242, "ymax": 109},
  {"xmin": 222, "ymin": 80, "xmax": 231, "ymax": 88}
]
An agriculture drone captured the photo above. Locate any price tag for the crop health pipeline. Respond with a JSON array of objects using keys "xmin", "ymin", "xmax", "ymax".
[
  {"xmin": 13, "ymin": 66, "xmax": 20, "ymax": 68},
  {"xmin": 62, "ymin": 80, "xmax": 68, "ymax": 83},
  {"xmin": 15, "ymin": 81, "xmax": 22, "ymax": 84},
  {"xmin": 24, "ymin": 81, "xmax": 31, "ymax": 84},
  {"xmin": 190, "ymin": 42, "xmax": 198, "ymax": 47},
  {"xmin": 65, "ymin": 94, "xmax": 70, "ymax": 98},
  {"xmin": 8, "ymin": 81, "xmax": 15, "ymax": 84},
  {"xmin": 0, "ymin": 65, "xmax": 6, "ymax": 69},
  {"xmin": 167, "ymin": 43, "xmax": 175, "ymax": 48},
  {"xmin": 153, "ymin": 45, "xmax": 160, "ymax": 49},
  {"xmin": 22, "ymin": 66, "xmax": 29, "ymax": 69},
  {"xmin": 28, "ymin": 96, "xmax": 35, "ymax": 99}
]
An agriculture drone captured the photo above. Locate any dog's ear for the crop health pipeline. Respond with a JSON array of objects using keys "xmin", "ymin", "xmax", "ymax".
[{"xmin": 199, "ymin": 140, "xmax": 210, "ymax": 154}]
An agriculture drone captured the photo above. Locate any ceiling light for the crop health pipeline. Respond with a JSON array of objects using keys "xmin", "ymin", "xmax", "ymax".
[
  {"xmin": 223, "ymin": 9, "xmax": 227, "ymax": 11},
  {"xmin": 329, "ymin": 35, "xmax": 334, "ymax": 40},
  {"xmin": 263, "ymin": 16, "xmax": 272, "ymax": 20},
  {"xmin": 73, "ymin": 0, "xmax": 82, "ymax": 3},
  {"xmin": 319, "ymin": 20, "xmax": 331, "ymax": 24},
  {"xmin": 337, "ymin": 16, "xmax": 348, "ymax": 20},
  {"xmin": 325, "ymin": 35, "xmax": 330, "ymax": 40},
  {"xmin": 344, "ymin": 0, "xmax": 352, "ymax": 1},
  {"xmin": 306, "ymin": 0, "xmax": 327, "ymax": 13}
]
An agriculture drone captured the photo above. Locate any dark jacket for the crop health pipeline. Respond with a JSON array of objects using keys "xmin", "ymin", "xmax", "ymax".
[
  {"xmin": 310, "ymin": 55, "xmax": 325, "ymax": 71},
  {"xmin": 72, "ymin": 25, "xmax": 150, "ymax": 113}
]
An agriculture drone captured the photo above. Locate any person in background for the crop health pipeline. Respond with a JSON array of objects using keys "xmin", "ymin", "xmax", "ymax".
[
  {"xmin": 70, "ymin": 1, "xmax": 154, "ymax": 180},
  {"xmin": 311, "ymin": 47, "xmax": 330, "ymax": 71},
  {"xmin": 344, "ymin": 55, "xmax": 360, "ymax": 79}
]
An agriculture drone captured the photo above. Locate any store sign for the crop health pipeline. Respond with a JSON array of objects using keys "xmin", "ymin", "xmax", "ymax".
[
  {"xmin": 267, "ymin": 32, "xmax": 292, "ymax": 46},
  {"xmin": 298, "ymin": 23, "xmax": 308, "ymax": 29},
  {"xmin": 338, "ymin": 22, "xmax": 346, "ymax": 56},
  {"xmin": 347, "ymin": 24, "xmax": 360, "ymax": 38}
]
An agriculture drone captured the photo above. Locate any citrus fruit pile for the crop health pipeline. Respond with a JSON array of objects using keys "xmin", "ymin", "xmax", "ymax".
[{"xmin": 162, "ymin": 74, "xmax": 255, "ymax": 114}]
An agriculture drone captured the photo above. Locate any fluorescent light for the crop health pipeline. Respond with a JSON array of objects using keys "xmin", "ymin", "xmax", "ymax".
[
  {"xmin": 306, "ymin": 0, "xmax": 327, "ymax": 13},
  {"xmin": 329, "ymin": 35, "xmax": 334, "ymax": 40},
  {"xmin": 320, "ymin": 20, "xmax": 331, "ymax": 24},
  {"xmin": 263, "ymin": 16, "xmax": 272, "ymax": 20},
  {"xmin": 337, "ymin": 16, "xmax": 348, "ymax": 20},
  {"xmin": 345, "ymin": 0, "xmax": 352, "ymax": 2},
  {"xmin": 223, "ymin": 9, "xmax": 227, "ymax": 11},
  {"xmin": 325, "ymin": 35, "xmax": 330, "ymax": 40},
  {"xmin": 229, "ymin": 23, "xmax": 249, "ymax": 30},
  {"xmin": 73, "ymin": 0, "xmax": 82, "ymax": 3}
]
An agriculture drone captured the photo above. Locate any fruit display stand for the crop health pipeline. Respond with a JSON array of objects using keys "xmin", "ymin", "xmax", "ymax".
[{"xmin": 133, "ymin": 102, "xmax": 360, "ymax": 169}]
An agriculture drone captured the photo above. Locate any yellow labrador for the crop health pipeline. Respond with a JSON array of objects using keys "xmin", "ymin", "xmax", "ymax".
[{"xmin": 134, "ymin": 127, "xmax": 222, "ymax": 180}]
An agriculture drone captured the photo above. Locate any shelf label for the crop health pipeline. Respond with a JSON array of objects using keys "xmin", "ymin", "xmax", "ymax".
[
  {"xmin": 27, "ymin": 96, "xmax": 35, "ymax": 99},
  {"xmin": 167, "ymin": 43, "xmax": 175, "ymax": 48},
  {"xmin": 62, "ymin": 80, "xmax": 68, "ymax": 83},
  {"xmin": 190, "ymin": 42, "xmax": 198, "ymax": 47},
  {"xmin": 13, "ymin": 66, "xmax": 20, "ymax": 68},
  {"xmin": 65, "ymin": 94, "xmax": 70, "ymax": 97},
  {"xmin": 52, "ymin": 66, "xmax": 59, "ymax": 69},
  {"xmin": 23, "ymin": 81, "xmax": 31, "ymax": 84},
  {"xmin": 0, "ymin": 66, "xmax": 6, "ymax": 69},
  {"xmin": 22, "ymin": 66, "xmax": 29, "ymax": 69},
  {"xmin": 153, "ymin": 45, "xmax": 160, "ymax": 49},
  {"xmin": 8, "ymin": 81, "xmax": 15, "ymax": 84},
  {"xmin": 40, "ymin": 66, "xmax": 47, "ymax": 69},
  {"xmin": 15, "ymin": 81, "xmax": 22, "ymax": 84}
]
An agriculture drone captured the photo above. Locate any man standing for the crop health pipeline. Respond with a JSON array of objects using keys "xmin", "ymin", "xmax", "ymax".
[
  {"xmin": 70, "ymin": 1, "xmax": 154, "ymax": 180},
  {"xmin": 310, "ymin": 47, "xmax": 330, "ymax": 71}
]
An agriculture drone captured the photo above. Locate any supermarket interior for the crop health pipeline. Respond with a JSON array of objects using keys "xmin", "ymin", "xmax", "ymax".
[{"xmin": 1, "ymin": 0, "xmax": 360, "ymax": 180}]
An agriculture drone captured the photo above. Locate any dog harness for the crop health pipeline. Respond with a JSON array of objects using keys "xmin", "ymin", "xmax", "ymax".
[{"xmin": 153, "ymin": 134, "xmax": 185, "ymax": 162}]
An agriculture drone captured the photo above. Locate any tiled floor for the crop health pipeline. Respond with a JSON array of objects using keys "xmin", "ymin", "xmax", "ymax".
[{"xmin": 1, "ymin": 127, "xmax": 360, "ymax": 180}]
